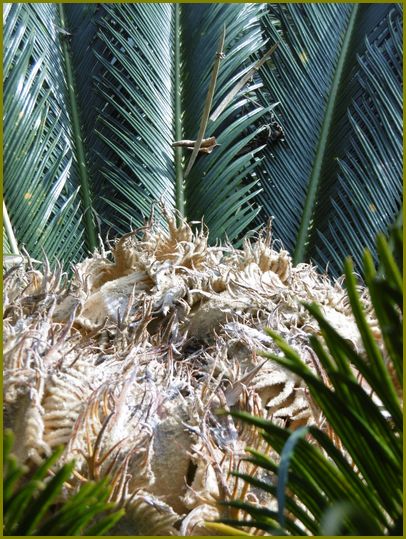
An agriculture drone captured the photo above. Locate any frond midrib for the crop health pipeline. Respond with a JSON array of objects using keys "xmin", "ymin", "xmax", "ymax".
[
  {"xmin": 59, "ymin": 4, "xmax": 98, "ymax": 253},
  {"xmin": 293, "ymin": 4, "xmax": 360, "ymax": 264},
  {"xmin": 174, "ymin": 3, "xmax": 185, "ymax": 217}
]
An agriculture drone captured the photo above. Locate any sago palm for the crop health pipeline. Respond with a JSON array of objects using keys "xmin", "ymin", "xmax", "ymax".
[
  {"xmin": 2, "ymin": 3, "xmax": 403, "ymax": 536},
  {"xmin": 3, "ymin": 3, "xmax": 402, "ymax": 275}
]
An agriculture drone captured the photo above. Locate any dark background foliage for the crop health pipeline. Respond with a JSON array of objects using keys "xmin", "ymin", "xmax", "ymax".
[{"xmin": 3, "ymin": 3, "xmax": 402, "ymax": 276}]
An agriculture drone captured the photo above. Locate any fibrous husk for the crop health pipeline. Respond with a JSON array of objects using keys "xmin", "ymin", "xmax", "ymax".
[{"xmin": 3, "ymin": 211, "xmax": 381, "ymax": 535}]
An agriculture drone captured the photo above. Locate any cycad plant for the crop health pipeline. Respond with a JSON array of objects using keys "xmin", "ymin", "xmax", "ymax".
[
  {"xmin": 2, "ymin": 4, "xmax": 403, "ymax": 536},
  {"xmin": 3, "ymin": 429, "xmax": 124, "ymax": 536},
  {"xmin": 213, "ymin": 222, "xmax": 403, "ymax": 536},
  {"xmin": 3, "ymin": 3, "xmax": 402, "ymax": 275}
]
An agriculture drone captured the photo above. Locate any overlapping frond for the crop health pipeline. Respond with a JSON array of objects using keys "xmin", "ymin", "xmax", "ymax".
[
  {"xmin": 3, "ymin": 4, "xmax": 86, "ymax": 265},
  {"xmin": 254, "ymin": 3, "xmax": 402, "ymax": 275},
  {"xmin": 76, "ymin": 3, "xmax": 176, "ymax": 233},
  {"xmin": 314, "ymin": 5, "xmax": 403, "ymax": 273},
  {"xmin": 254, "ymin": 4, "xmax": 353, "ymax": 256},
  {"xmin": 68, "ymin": 2, "xmax": 271, "ymax": 242},
  {"xmin": 182, "ymin": 3, "xmax": 271, "ymax": 242},
  {"xmin": 3, "ymin": 3, "xmax": 402, "ymax": 274}
]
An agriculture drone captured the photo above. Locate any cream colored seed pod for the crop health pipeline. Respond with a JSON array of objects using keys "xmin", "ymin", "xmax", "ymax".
[{"xmin": 3, "ymin": 213, "xmax": 380, "ymax": 535}]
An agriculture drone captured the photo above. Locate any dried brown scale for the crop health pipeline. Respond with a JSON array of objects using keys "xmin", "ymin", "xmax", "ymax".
[{"xmin": 3, "ymin": 212, "xmax": 381, "ymax": 535}]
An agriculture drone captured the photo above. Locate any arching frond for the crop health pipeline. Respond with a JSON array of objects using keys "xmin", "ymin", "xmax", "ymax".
[
  {"xmin": 64, "ymin": 3, "xmax": 269, "ymax": 242},
  {"xmin": 182, "ymin": 3, "xmax": 270, "ymax": 241},
  {"xmin": 3, "ymin": 3, "xmax": 402, "ymax": 274},
  {"xmin": 254, "ymin": 3, "xmax": 402, "ymax": 275},
  {"xmin": 3, "ymin": 4, "xmax": 87, "ymax": 266}
]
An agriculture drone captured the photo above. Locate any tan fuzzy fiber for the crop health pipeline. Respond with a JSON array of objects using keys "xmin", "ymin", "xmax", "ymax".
[{"xmin": 3, "ymin": 213, "xmax": 379, "ymax": 534}]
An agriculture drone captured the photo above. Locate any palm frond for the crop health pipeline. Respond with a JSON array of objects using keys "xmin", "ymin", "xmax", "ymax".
[
  {"xmin": 3, "ymin": 3, "xmax": 402, "ymax": 273},
  {"xmin": 3, "ymin": 4, "xmax": 88, "ymax": 266},
  {"xmin": 84, "ymin": 3, "xmax": 177, "ymax": 232},
  {"xmin": 68, "ymin": 3, "xmax": 270, "ymax": 243},
  {"xmin": 254, "ymin": 3, "xmax": 402, "ymax": 275},
  {"xmin": 314, "ymin": 5, "xmax": 403, "ymax": 274},
  {"xmin": 181, "ymin": 3, "xmax": 271, "ymax": 242},
  {"xmin": 3, "ymin": 429, "xmax": 124, "ymax": 536},
  {"xmin": 54, "ymin": 3, "xmax": 272, "ymax": 244}
]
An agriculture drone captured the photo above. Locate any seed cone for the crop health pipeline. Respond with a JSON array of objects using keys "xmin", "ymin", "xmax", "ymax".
[{"xmin": 3, "ymin": 212, "xmax": 379, "ymax": 535}]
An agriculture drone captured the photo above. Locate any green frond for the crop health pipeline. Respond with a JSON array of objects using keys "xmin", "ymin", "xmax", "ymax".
[
  {"xmin": 3, "ymin": 429, "xmax": 124, "ymax": 536},
  {"xmin": 182, "ymin": 3, "xmax": 269, "ymax": 242},
  {"xmin": 254, "ymin": 4, "xmax": 402, "ymax": 275},
  {"xmin": 3, "ymin": 4, "xmax": 88, "ymax": 266},
  {"xmin": 63, "ymin": 3, "xmax": 270, "ymax": 242},
  {"xmin": 88, "ymin": 3, "xmax": 176, "ymax": 229},
  {"xmin": 3, "ymin": 3, "xmax": 402, "ymax": 274}
]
